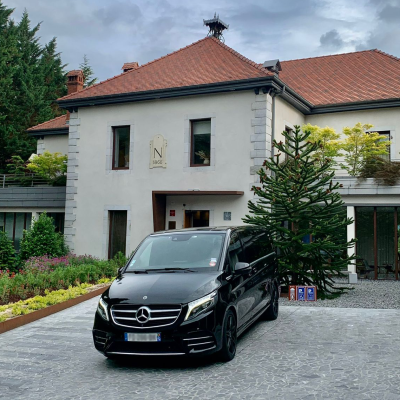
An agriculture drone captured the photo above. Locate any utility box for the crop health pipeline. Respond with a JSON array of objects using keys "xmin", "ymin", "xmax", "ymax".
[{"xmin": 348, "ymin": 272, "xmax": 358, "ymax": 284}]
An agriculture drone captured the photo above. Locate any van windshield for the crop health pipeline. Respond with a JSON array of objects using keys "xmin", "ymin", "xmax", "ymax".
[{"xmin": 125, "ymin": 233, "xmax": 226, "ymax": 271}]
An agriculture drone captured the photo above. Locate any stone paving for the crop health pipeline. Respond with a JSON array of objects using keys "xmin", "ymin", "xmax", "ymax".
[{"xmin": 0, "ymin": 298, "xmax": 399, "ymax": 400}]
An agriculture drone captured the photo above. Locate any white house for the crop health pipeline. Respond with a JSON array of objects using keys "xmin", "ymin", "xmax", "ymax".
[{"xmin": 17, "ymin": 21, "xmax": 400, "ymax": 280}]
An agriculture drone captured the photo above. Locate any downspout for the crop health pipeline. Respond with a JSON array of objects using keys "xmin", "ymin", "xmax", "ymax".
[{"xmin": 270, "ymin": 85, "xmax": 285, "ymax": 171}]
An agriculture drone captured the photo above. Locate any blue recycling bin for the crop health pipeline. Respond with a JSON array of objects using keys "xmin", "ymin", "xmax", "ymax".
[
  {"xmin": 297, "ymin": 286, "xmax": 305, "ymax": 301},
  {"xmin": 306, "ymin": 286, "xmax": 316, "ymax": 301}
]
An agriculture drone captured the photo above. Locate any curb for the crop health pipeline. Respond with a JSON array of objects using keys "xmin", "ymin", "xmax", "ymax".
[{"xmin": 0, "ymin": 285, "xmax": 109, "ymax": 335}]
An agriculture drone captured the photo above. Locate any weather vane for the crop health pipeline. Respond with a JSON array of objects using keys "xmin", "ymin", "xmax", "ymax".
[{"xmin": 203, "ymin": 13, "xmax": 229, "ymax": 42}]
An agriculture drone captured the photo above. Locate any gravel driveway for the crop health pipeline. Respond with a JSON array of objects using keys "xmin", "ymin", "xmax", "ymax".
[
  {"xmin": 281, "ymin": 279, "xmax": 400, "ymax": 309},
  {"xmin": 0, "ymin": 295, "xmax": 399, "ymax": 400}
]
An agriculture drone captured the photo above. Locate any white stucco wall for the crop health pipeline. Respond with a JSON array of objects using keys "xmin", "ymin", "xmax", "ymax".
[
  {"xmin": 274, "ymin": 96, "xmax": 305, "ymax": 144},
  {"xmin": 38, "ymin": 135, "xmax": 69, "ymax": 155},
  {"xmin": 69, "ymin": 91, "xmax": 259, "ymax": 257}
]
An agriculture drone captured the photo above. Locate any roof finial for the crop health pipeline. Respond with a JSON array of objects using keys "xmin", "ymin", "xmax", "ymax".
[{"xmin": 203, "ymin": 14, "xmax": 229, "ymax": 42}]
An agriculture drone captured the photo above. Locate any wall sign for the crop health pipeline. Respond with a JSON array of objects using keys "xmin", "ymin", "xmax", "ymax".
[
  {"xmin": 150, "ymin": 134, "xmax": 167, "ymax": 168},
  {"xmin": 170, "ymin": 210, "xmax": 175, "ymax": 217},
  {"xmin": 223, "ymin": 212, "xmax": 231, "ymax": 221}
]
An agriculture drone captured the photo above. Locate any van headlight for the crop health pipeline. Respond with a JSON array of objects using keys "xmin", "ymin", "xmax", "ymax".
[
  {"xmin": 185, "ymin": 291, "xmax": 217, "ymax": 321},
  {"xmin": 97, "ymin": 297, "xmax": 109, "ymax": 321}
]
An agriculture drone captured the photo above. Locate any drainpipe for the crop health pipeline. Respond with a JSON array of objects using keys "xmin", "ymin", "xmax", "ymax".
[{"xmin": 269, "ymin": 85, "xmax": 285, "ymax": 171}]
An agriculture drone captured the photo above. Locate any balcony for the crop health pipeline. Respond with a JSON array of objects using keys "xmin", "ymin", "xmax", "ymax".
[
  {"xmin": 333, "ymin": 176, "xmax": 400, "ymax": 196},
  {"xmin": 0, "ymin": 174, "xmax": 66, "ymax": 208}
]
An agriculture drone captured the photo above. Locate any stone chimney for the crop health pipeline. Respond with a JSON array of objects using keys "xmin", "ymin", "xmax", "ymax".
[
  {"xmin": 122, "ymin": 62, "xmax": 139, "ymax": 72},
  {"xmin": 67, "ymin": 70, "xmax": 84, "ymax": 95}
]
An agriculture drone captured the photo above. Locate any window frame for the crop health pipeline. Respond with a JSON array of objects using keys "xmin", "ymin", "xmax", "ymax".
[
  {"xmin": 112, "ymin": 125, "xmax": 131, "ymax": 171},
  {"xmin": 190, "ymin": 118, "xmax": 212, "ymax": 168}
]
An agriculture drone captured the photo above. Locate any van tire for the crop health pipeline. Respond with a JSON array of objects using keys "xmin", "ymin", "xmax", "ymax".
[
  {"xmin": 219, "ymin": 310, "xmax": 237, "ymax": 362},
  {"xmin": 263, "ymin": 284, "xmax": 279, "ymax": 321}
]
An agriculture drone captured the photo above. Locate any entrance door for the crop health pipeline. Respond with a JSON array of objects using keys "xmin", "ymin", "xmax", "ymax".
[
  {"xmin": 184, "ymin": 210, "xmax": 209, "ymax": 228},
  {"xmin": 108, "ymin": 211, "xmax": 127, "ymax": 259}
]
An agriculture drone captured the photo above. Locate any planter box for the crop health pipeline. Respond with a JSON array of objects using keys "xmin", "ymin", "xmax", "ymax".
[{"xmin": 0, "ymin": 285, "xmax": 109, "ymax": 335}]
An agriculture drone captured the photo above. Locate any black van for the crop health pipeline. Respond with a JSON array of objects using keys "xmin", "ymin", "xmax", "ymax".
[{"xmin": 93, "ymin": 226, "xmax": 279, "ymax": 362}]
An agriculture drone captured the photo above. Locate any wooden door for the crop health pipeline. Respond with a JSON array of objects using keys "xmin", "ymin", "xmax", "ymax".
[{"xmin": 108, "ymin": 211, "xmax": 127, "ymax": 259}]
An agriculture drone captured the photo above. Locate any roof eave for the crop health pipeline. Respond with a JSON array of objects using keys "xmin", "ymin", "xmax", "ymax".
[
  {"xmin": 56, "ymin": 77, "xmax": 312, "ymax": 113},
  {"xmin": 310, "ymin": 98, "xmax": 400, "ymax": 114},
  {"xmin": 27, "ymin": 127, "xmax": 69, "ymax": 137}
]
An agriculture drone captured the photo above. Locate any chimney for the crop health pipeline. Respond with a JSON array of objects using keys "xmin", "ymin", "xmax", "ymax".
[
  {"xmin": 66, "ymin": 70, "xmax": 84, "ymax": 122},
  {"xmin": 67, "ymin": 70, "xmax": 84, "ymax": 95},
  {"xmin": 122, "ymin": 62, "xmax": 139, "ymax": 72},
  {"xmin": 262, "ymin": 60, "xmax": 282, "ymax": 75}
]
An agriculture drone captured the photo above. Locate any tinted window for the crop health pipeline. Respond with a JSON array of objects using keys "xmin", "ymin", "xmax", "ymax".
[
  {"xmin": 226, "ymin": 232, "xmax": 246, "ymax": 272},
  {"xmin": 126, "ymin": 233, "xmax": 225, "ymax": 271},
  {"xmin": 240, "ymin": 229, "xmax": 272, "ymax": 264}
]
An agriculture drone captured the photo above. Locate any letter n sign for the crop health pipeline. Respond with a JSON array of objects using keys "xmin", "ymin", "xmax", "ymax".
[{"xmin": 150, "ymin": 134, "xmax": 167, "ymax": 168}]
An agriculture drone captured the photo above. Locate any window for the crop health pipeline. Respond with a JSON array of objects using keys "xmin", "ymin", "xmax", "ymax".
[
  {"xmin": 377, "ymin": 131, "xmax": 390, "ymax": 161},
  {"xmin": 112, "ymin": 126, "xmax": 130, "ymax": 169},
  {"xmin": 0, "ymin": 212, "xmax": 32, "ymax": 251},
  {"xmin": 285, "ymin": 126, "xmax": 293, "ymax": 161},
  {"xmin": 225, "ymin": 232, "xmax": 246, "ymax": 272},
  {"xmin": 191, "ymin": 119, "xmax": 211, "ymax": 166},
  {"xmin": 240, "ymin": 229, "xmax": 273, "ymax": 264}
]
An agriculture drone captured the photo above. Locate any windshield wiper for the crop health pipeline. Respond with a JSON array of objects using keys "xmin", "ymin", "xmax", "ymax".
[
  {"xmin": 147, "ymin": 268, "xmax": 198, "ymax": 273},
  {"xmin": 128, "ymin": 270, "xmax": 148, "ymax": 274}
]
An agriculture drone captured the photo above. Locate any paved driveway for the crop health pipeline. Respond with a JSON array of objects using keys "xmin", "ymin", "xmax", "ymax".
[{"xmin": 0, "ymin": 298, "xmax": 399, "ymax": 400}]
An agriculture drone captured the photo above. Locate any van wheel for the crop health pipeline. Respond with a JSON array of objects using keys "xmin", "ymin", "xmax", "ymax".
[
  {"xmin": 219, "ymin": 310, "xmax": 237, "ymax": 362},
  {"xmin": 263, "ymin": 284, "xmax": 279, "ymax": 320}
]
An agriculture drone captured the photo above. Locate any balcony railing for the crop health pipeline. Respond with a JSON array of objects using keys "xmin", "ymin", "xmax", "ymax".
[{"xmin": 0, "ymin": 174, "xmax": 49, "ymax": 188}]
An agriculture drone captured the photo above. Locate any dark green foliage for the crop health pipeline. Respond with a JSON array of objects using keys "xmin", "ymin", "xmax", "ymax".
[
  {"xmin": 243, "ymin": 126, "xmax": 356, "ymax": 299},
  {"xmin": 0, "ymin": 230, "xmax": 15, "ymax": 270},
  {"xmin": 79, "ymin": 54, "xmax": 97, "ymax": 87},
  {"xmin": 0, "ymin": 2, "xmax": 67, "ymax": 172},
  {"xmin": 0, "ymin": 260, "xmax": 119, "ymax": 304},
  {"xmin": 359, "ymin": 156, "xmax": 400, "ymax": 186},
  {"xmin": 19, "ymin": 213, "xmax": 68, "ymax": 261}
]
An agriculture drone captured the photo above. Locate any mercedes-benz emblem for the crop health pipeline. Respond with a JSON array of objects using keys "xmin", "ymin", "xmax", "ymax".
[
  {"xmin": 143, "ymin": 296, "xmax": 147, "ymax": 300},
  {"xmin": 136, "ymin": 306, "xmax": 151, "ymax": 323}
]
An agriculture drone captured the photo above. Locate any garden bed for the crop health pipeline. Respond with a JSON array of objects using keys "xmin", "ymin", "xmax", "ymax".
[{"xmin": 0, "ymin": 281, "xmax": 111, "ymax": 334}]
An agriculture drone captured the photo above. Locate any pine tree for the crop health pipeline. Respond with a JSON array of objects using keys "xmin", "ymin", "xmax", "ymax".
[
  {"xmin": 243, "ymin": 126, "xmax": 356, "ymax": 298},
  {"xmin": 79, "ymin": 54, "xmax": 97, "ymax": 87}
]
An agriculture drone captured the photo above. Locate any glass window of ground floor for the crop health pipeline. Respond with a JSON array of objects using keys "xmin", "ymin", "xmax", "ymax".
[{"xmin": 355, "ymin": 206, "xmax": 399, "ymax": 280}]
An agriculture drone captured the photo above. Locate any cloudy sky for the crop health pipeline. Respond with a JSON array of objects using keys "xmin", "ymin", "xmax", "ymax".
[{"xmin": 5, "ymin": 0, "xmax": 400, "ymax": 81}]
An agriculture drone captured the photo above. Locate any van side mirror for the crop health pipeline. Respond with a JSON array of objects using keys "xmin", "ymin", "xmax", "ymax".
[{"xmin": 234, "ymin": 262, "xmax": 251, "ymax": 274}]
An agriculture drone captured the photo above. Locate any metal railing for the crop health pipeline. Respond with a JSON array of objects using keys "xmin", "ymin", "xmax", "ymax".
[{"xmin": 0, "ymin": 173, "xmax": 49, "ymax": 188}]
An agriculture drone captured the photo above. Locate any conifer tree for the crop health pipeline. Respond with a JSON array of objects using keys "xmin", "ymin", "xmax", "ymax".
[
  {"xmin": 0, "ymin": 2, "xmax": 67, "ymax": 172},
  {"xmin": 80, "ymin": 54, "xmax": 97, "ymax": 87},
  {"xmin": 243, "ymin": 126, "xmax": 356, "ymax": 298}
]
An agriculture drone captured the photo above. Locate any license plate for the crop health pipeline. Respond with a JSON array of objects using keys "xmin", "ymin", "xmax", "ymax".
[{"xmin": 124, "ymin": 333, "xmax": 161, "ymax": 342}]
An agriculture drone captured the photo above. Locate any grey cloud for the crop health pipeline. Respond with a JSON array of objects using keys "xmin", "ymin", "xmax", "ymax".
[
  {"xmin": 93, "ymin": 1, "xmax": 142, "ymax": 26},
  {"xmin": 378, "ymin": 3, "xmax": 400, "ymax": 22},
  {"xmin": 320, "ymin": 29, "xmax": 344, "ymax": 49}
]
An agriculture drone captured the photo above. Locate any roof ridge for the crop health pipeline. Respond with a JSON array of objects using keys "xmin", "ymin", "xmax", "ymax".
[
  {"xmin": 27, "ymin": 114, "xmax": 67, "ymax": 131},
  {"xmin": 373, "ymin": 49, "xmax": 400, "ymax": 62},
  {"xmin": 281, "ymin": 48, "xmax": 381, "ymax": 63},
  {"xmin": 58, "ymin": 37, "xmax": 219, "ymax": 101},
  {"xmin": 208, "ymin": 36, "xmax": 271, "ymax": 75}
]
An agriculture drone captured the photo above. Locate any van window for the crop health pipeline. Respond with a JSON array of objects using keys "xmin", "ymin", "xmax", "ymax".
[
  {"xmin": 226, "ymin": 232, "xmax": 246, "ymax": 272},
  {"xmin": 240, "ymin": 229, "xmax": 272, "ymax": 264}
]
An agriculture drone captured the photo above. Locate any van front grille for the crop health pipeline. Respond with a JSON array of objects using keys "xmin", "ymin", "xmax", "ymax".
[{"xmin": 111, "ymin": 304, "xmax": 182, "ymax": 329}]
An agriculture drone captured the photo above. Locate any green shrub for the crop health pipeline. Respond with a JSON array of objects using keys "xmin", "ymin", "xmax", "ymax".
[
  {"xmin": 26, "ymin": 151, "xmax": 67, "ymax": 184},
  {"xmin": 19, "ymin": 213, "xmax": 69, "ymax": 261},
  {"xmin": 0, "ymin": 231, "xmax": 15, "ymax": 270}
]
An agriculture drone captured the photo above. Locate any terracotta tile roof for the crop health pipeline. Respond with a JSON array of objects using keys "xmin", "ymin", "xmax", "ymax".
[
  {"xmin": 58, "ymin": 37, "xmax": 272, "ymax": 102},
  {"xmin": 27, "ymin": 115, "xmax": 68, "ymax": 132},
  {"xmin": 278, "ymin": 50, "xmax": 400, "ymax": 106},
  {"xmin": 57, "ymin": 37, "xmax": 400, "ymax": 108}
]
